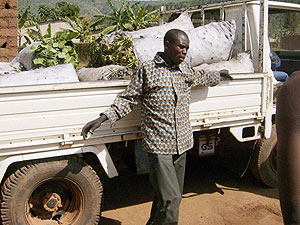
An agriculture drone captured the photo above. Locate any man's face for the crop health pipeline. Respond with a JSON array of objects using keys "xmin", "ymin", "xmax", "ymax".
[{"xmin": 165, "ymin": 34, "xmax": 190, "ymax": 65}]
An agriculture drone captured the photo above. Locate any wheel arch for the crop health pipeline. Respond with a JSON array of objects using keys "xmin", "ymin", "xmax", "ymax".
[{"xmin": 0, "ymin": 145, "xmax": 118, "ymax": 185}]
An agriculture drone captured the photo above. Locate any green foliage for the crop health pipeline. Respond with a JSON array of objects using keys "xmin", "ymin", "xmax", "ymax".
[
  {"xmin": 34, "ymin": 1, "xmax": 81, "ymax": 22},
  {"xmin": 18, "ymin": 0, "xmax": 161, "ymax": 69},
  {"xmin": 30, "ymin": 31, "xmax": 79, "ymax": 69},
  {"xmin": 64, "ymin": 15, "xmax": 95, "ymax": 42},
  {"xmin": 269, "ymin": 11, "xmax": 300, "ymax": 48},
  {"xmin": 88, "ymin": 34, "xmax": 138, "ymax": 68},
  {"xmin": 38, "ymin": 5, "xmax": 58, "ymax": 21},
  {"xmin": 93, "ymin": 0, "xmax": 159, "ymax": 34},
  {"xmin": 124, "ymin": 6, "xmax": 159, "ymax": 31},
  {"xmin": 18, "ymin": 6, "xmax": 38, "ymax": 22},
  {"xmin": 17, "ymin": 6, "xmax": 40, "ymax": 50},
  {"xmin": 56, "ymin": 1, "xmax": 80, "ymax": 20}
]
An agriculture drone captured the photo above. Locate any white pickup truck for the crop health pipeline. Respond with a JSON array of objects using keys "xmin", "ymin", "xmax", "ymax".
[{"xmin": 0, "ymin": 0, "xmax": 299, "ymax": 224}]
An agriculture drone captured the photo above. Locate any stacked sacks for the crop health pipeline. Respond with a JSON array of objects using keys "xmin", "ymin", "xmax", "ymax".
[
  {"xmin": 79, "ymin": 11, "xmax": 195, "ymax": 82},
  {"xmin": 78, "ymin": 11, "xmax": 252, "ymax": 82},
  {"xmin": 129, "ymin": 11, "xmax": 236, "ymax": 67},
  {"xmin": 130, "ymin": 11, "xmax": 194, "ymax": 63}
]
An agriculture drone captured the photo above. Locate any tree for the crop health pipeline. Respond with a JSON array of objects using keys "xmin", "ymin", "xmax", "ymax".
[
  {"xmin": 64, "ymin": 15, "xmax": 95, "ymax": 42},
  {"xmin": 56, "ymin": 2, "xmax": 80, "ymax": 20},
  {"xmin": 38, "ymin": 5, "xmax": 58, "ymax": 21},
  {"xmin": 17, "ymin": 6, "xmax": 41, "ymax": 50},
  {"xmin": 93, "ymin": 0, "xmax": 159, "ymax": 34}
]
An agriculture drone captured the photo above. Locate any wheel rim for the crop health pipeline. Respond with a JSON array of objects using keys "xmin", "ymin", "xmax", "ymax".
[{"xmin": 25, "ymin": 178, "xmax": 83, "ymax": 224}]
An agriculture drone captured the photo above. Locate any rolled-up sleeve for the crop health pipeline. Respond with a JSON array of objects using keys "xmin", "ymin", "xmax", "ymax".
[{"xmin": 102, "ymin": 66, "xmax": 143, "ymax": 123}]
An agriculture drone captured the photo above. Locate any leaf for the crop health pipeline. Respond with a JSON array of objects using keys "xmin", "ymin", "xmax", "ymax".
[
  {"xmin": 33, "ymin": 57, "xmax": 45, "ymax": 65},
  {"xmin": 57, "ymin": 52, "xmax": 66, "ymax": 59},
  {"xmin": 102, "ymin": 25, "xmax": 117, "ymax": 35},
  {"xmin": 58, "ymin": 41, "xmax": 67, "ymax": 49},
  {"xmin": 18, "ymin": 6, "xmax": 30, "ymax": 29},
  {"xmin": 67, "ymin": 32, "xmax": 79, "ymax": 40},
  {"xmin": 44, "ymin": 23, "xmax": 52, "ymax": 39}
]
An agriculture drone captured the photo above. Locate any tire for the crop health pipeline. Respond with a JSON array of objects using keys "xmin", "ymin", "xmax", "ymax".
[
  {"xmin": 250, "ymin": 124, "xmax": 278, "ymax": 187},
  {"xmin": 0, "ymin": 155, "xmax": 103, "ymax": 225}
]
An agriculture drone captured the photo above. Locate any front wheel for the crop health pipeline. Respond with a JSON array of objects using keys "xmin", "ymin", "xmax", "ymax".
[
  {"xmin": 0, "ymin": 155, "xmax": 103, "ymax": 225},
  {"xmin": 250, "ymin": 124, "xmax": 278, "ymax": 187}
]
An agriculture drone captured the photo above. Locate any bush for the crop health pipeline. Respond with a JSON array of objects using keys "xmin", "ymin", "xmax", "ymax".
[
  {"xmin": 30, "ymin": 31, "xmax": 79, "ymax": 69},
  {"xmin": 88, "ymin": 34, "xmax": 138, "ymax": 68}
]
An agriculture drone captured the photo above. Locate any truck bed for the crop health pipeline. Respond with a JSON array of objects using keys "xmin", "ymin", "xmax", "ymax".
[{"xmin": 0, "ymin": 73, "xmax": 267, "ymax": 156}]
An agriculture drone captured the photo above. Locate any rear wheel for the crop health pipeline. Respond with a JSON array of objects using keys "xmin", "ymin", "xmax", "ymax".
[
  {"xmin": 0, "ymin": 155, "xmax": 103, "ymax": 225},
  {"xmin": 250, "ymin": 124, "xmax": 278, "ymax": 187}
]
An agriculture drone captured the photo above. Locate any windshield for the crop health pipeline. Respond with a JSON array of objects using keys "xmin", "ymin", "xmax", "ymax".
[
  {"xmin": 269, "ymin": 9, "xmax": 300, "ymax": 51},
  {"xmin": 269, "ymin": 8, "xmax": 300, "ymax": 75}
]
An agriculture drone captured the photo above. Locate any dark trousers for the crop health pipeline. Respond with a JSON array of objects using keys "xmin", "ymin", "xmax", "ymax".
[{"xmin": 146, "ymin": 152, "xmax": 187, "ymax": 225}]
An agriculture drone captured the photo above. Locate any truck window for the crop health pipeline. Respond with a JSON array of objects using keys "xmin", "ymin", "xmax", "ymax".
[
  {"xmin": 269, "ymin": 8, "xmax": 300, "ymax": 74},
  {"xmin": 269, "ymin": 9, "xmax": 300, "ymax": 50},
  {"xmin": 192, "ymin": 9, "xmax": 221, "ymax": 27}
]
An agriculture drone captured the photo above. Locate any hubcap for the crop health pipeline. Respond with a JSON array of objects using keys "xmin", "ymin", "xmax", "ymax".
[{"xmin": 26, "ymin": 179, "xmax": 83, "ymax": 224}]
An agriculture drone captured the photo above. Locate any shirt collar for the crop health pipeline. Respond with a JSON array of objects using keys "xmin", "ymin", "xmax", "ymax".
[{"xmin": 154, "ymin": 52, "xmax": 184, "ymax": 71}]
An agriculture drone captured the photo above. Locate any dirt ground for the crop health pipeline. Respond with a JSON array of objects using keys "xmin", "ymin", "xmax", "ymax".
[{"xmin": 98, "ymin": 155, "xmax": 283, "ymax": 225}]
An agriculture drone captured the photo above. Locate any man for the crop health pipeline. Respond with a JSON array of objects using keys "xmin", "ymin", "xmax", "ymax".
[
  {"xmin": 276, "ymin": 71, "xmax": 300, "ymax": 225},
  {"xmin": 270, "ymin": 49, "xmax": 289, "ymax": 82},
  {"xmin": 81, "ymin": 29, "xmax": 230, "ymax": 225}
]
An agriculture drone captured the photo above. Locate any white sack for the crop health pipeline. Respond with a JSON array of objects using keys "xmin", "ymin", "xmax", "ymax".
[
  {"xmin": 11, "ymin": 42, "xmax": 41, "ymax": 71},
  {"xmin": 193, "ymin": 52, "xmax": 254, "ymax": 74},
  {"xmin": 186, "ymin": 20, "xmax": 236, "ymax": 67},
  {"xmin": 78, "ymin": 65, "xmax": 133, "ymax": 81},
  {"xmin": 0, "ymin": 63, "xmax": 79, "ymax": 87},
  {"xmin": 0, "ymin": 62, "xmax": 17, "ymax": 75},
  {"xmin": 131, "ymin": 11, "xmax": 194, "ymax": 63},
  {"xmin": 133, "ymin": 19, "xmax": 236, "ymax": 67}
]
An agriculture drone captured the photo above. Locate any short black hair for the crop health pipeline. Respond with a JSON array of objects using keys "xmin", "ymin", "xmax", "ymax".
[{"xmin": 164, "ymin": 29, "xmax": 189, "ymax": 45}]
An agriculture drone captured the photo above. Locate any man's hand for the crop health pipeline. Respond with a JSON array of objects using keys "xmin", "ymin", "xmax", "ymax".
[
  {"xmin": 81, "ymin": 114, "xmax": 108, "ymax": 139},
  {"xmin": 219, "ymin": 69, "xmax": 233, "ymax": 80}
]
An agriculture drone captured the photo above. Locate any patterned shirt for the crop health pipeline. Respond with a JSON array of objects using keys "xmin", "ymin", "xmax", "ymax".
[{"xmin": 103, "ymin": 53, "xmax": 220, "ymax": 155}]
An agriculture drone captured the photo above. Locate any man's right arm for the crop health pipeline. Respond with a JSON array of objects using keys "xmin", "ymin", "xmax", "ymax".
[{"xmin": 81, "ymin": 65, "xmax": 144, "ymax": 139}]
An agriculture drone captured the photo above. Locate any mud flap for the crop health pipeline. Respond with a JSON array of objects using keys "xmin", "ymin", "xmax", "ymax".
[
  {"xmin": 219, "ymin": 131, "xmax": 254, "ymax": 177},
  {"xmin": 83, "ymin": 144, "xmax": 119, "ymax": 178}
]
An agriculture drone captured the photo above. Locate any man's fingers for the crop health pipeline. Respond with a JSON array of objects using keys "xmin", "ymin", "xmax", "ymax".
[
  {"xmin": 90, "ymin": 125, "xmax": 98, "ymax": 134},
  {"xmin": 81, "ymin": 120, "xmax": 103, "ymax": 139},
  {"xmin": 81, "ymin": 116, "xmax": 106, "ymax": 139},
  {"xmin": 81, "ymin": 123, "xmax": 93, "ymax": 139}
]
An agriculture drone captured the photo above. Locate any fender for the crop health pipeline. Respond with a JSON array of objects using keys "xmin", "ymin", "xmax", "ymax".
[{"xmin": 0, "ymin": 144, "xmax": 118, "ymax": 184}]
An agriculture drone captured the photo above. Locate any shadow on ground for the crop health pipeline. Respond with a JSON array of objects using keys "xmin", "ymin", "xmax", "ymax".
[
  {"xmin": 99, "ymin": 154, "xmax": 279, "ymax": 213},
  {"xmin": 99, "ymin": 216, "xmax": 122, "ymax": 225}
]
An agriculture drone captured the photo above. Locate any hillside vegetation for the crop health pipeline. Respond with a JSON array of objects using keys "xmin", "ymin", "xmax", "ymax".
[{"xmin": 19, "ymin": 0, "xmax": 300, "ymax": 19}]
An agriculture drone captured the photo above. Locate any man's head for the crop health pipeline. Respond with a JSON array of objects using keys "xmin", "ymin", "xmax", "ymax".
[{"xmin": 163, "ymin": 29, "xmax": 190, "ymax": 66}]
